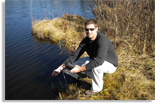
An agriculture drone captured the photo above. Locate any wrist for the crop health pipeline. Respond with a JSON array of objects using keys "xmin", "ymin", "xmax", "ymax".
[
  {"xmin": 57, "ymin": 64, "xmax": 65, "ymax": 72},
  {"xmin": 55, "ymin": 68, "xmax": 61, "ymax": 73}
]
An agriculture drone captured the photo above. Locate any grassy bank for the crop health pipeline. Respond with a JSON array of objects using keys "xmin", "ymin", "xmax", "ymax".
[
  {"xmin": 32, "ymin": 14, "xmax": 87, "ymax": 53},
  {"xmin": 31, "ymin": 0, "xmax": 155, "ymax": 100}
]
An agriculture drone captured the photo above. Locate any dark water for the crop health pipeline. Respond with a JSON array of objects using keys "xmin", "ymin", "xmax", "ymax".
[{"xmin": 5, "ymin": 0, "xmax": 94, "ymax": 100}]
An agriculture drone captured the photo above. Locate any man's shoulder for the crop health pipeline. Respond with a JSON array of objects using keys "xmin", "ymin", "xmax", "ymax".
[
  {"xmin": 97, "ymin": 33, "xmax": 107, "ymax": 37},
  {"xmin": 79, "ymin": 37, "xmax": 89, "ymax": 46},
  {"xmin": 97, "ymin": 33, "xmax": 109, "ymax": 41}
]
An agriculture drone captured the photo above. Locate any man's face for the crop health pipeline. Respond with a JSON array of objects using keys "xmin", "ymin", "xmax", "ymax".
[{"xmin": 85, "ymin": 24, "xmax": 98, "ymax": 41}]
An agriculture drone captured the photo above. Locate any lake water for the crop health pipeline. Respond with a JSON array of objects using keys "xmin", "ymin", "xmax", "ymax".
[{"xmin": 5, "ymin": 0, "xmax": 94, "ymax": 100}]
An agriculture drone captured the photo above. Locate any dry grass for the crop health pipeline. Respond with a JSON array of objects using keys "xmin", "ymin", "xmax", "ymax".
[
  {"xmin": 90, "ymin": 0, "xmax": 155, "ymax": 54},
  {"xmin": 31, "ymin": 0, "xmax": 155, "ymax": 100},
  {"xmin": 32, "ymin": 14, "xmax": 87, "ymax": 53}
]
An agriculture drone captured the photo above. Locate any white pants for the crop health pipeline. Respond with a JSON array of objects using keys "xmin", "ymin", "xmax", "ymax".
[{"xmin": 73, "ymin": 57, "xmax": 117, "ymax": 92}]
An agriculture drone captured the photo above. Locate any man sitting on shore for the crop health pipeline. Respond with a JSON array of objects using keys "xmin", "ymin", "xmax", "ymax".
[{"xmin": 52, "ymin": 19, "xmax": 118, "ymax": 95}]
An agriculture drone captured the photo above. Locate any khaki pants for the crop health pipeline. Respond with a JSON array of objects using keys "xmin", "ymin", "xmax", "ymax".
[{"xmin": 73, "ymin": 57, "xmax": 117, "ymax": 92}]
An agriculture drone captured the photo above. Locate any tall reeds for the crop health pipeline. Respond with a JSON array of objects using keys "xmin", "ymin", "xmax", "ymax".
[
  {"xmin": 77, "ymin": 0, "xmax": 155, "ymax": 100},
  {"xmin": 90, "ymin": 0, "xmax": 154, "ymax": 54}
]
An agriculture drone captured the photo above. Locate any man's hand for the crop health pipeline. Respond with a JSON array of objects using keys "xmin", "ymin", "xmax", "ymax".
[
  {"xmin": 51, "ymin": 64, "xmax": 65, "ymax": 77},
  {"xmin": 70, "ymin": 65, "xmax": 81, "ymax": 73},
  {"xmin": 51, "ymin": 69, "xmax": 61, "ymax": 77}
]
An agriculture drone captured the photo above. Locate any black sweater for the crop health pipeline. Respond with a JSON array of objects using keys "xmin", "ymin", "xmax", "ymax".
[{"xmin": 64, "ymin": 33, "xmax": 118, "ymax": 70}]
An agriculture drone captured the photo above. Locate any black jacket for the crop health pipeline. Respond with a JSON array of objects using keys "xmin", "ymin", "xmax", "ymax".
[{"xmin": 64, "ymin": 33, "xmax": 118, "ymax": 70}]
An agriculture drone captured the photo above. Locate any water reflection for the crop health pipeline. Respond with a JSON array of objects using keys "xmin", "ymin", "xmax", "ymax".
[{"xmin": 31, "ymin": 0, "xmax": 94, "ymax": 20}]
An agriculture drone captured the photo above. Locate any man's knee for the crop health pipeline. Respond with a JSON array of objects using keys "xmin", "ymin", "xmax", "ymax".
[{"xmin": 73, "ymin": 57, "xmax": 91, "ymax": 66}]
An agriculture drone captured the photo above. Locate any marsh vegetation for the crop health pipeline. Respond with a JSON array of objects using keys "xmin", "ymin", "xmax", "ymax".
[{"xmin": 31, "ymin": 0, "xmax": 155, "ymax": 100}]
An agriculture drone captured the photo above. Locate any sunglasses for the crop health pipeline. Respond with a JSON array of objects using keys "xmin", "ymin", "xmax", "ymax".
[{"xmin": 85, "ymin": 28, "xmax": 95, "ymax": 31}]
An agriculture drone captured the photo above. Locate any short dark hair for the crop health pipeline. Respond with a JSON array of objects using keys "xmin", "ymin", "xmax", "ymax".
[{"xmin": 85, "ymin": 19, "xmax": 98, "ymax": 27}]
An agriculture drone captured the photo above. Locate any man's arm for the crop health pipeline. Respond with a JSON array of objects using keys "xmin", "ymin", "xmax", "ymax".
[
  {"xmin": 63, "ymin": 38, "xmax": 87, "ymax": 65},
  {"xmin": 52, "ymin": 38, "xmax": 87, "ymax": 75}
]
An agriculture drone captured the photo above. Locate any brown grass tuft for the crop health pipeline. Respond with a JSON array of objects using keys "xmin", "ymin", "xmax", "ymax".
[{"xmin": 31, "ymin": 15, "xmax": 87, "ymax": 53}]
